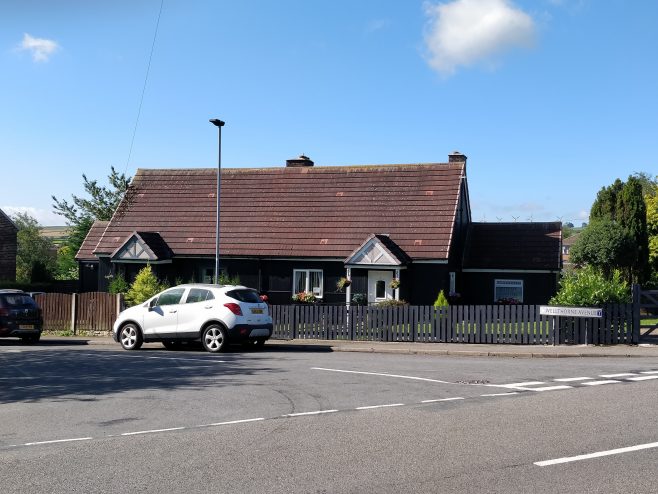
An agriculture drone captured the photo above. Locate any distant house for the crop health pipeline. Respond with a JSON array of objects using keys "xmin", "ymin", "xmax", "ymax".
[
  {"xmin": 0, "ymin": 209, "xmax": 18, "ymax": 281},
  {"xmin": 77, "ymin": 152, "xmax": 562, "ymax": 304},
  {"xmin": 75, "ymin": 220, "xmax": 109, "ymax": 292},
  {"xmin": 562, "ymin": 232, "xmax": 580, "ymax": 267}
]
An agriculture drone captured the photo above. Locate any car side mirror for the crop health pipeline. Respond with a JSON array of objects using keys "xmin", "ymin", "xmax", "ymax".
[{"xmin": 148, "ymin": 299, "xmax": 158, "ymax": 310}]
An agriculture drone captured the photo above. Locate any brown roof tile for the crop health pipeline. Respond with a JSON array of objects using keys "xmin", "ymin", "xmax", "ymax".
[
  {"xmin": 76, "ymin": 220, "xmax": 110, "ymax": 261},
  {"xmin": 94, "ymin": 163, "xmax": 465, "ymax": 260}
]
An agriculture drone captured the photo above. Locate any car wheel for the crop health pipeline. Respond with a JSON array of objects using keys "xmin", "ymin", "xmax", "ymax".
[
  {"xmin": 254, "ymin": 339, "xmax": 266, "ymax": 348},
  {"xmin": 202, "ymin": 325, "xmax": 227, "ymax": 353},
  {"xmin": 162, "ymin": 340, "xmax": 182, "ymax": 351},
  {"xmin": 119, "ymin": 323, "xmax": 143, "ymax": 351}
]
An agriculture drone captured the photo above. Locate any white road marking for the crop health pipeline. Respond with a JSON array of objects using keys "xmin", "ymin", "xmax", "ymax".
[
  {"xmin": 421, "ymin": 397, "xmax": 465, "ymax": 403},
  {"xmin": 535, "ymin": 441, "xmax": 658, "ymax": 467},
  {"xmin": 554, "ymin": 377, "xmax": 593, "ymax": 382},
  {"xmin": 626, "ymin": 375, "xmax": 658, "ymax": 381},
  {"xmin": 527, "ymin": 385, "xmax": 573, "ymax": 392},
  {"xmin": 481, "ymin": 392, "xmax": 518, "ymax": 397},
  {"xmin": 205, "ymin": 418, "xmax": 265, "ymax": 426},
  {"xmin": 599, "ymin": 373, "xmax": 636, "ymax": 378},
  {"xmin": 494, "ymin": 381, "xmax": 545, "ymax": 388},
  {"xmin": 356, "ymin": 403, "xmax": 405, "ymax": 410},
  {"xmin": 581, "ymin": 380, "xmax": 620, "ymax": 386},
  {"xmin": 640, "ymin": 370, "xmax": 658, "ymax": 374},
  {"xmin": 312, "ymin": 367, "xmax": 458, "ymax": 385},
  {"xmin": 285, "ymin": 410, "xmax": 338, "ymax": 417},
  {"xmin": 121, "ymin": 427, "xmax": 185, "ymax": 436},
  {"xmin": 24, "ymin": 437, "xmax": 92, "ymax": 446}
]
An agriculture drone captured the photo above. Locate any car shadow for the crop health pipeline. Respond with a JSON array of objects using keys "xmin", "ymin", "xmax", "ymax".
[{"xmin": 0, "ymin": 344, "xmax": 286, "ymax": 404}]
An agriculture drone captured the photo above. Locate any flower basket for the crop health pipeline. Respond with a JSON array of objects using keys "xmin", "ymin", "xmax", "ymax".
[
  {"xmin": 389, "ymin": 278, "xmax": 400, "ymax": 290},
  {"xmin": 336, "ymin": 277, "xmax": 352, "ymax": 292},
  {"xmin": 292, "ymin": 291, "xmax": 317, "ymax": 304}
]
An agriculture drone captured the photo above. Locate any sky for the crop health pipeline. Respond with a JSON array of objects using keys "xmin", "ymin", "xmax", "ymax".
[{"xmin": 1, "ymin": 0, "xmax": 656, "ymax": 226}]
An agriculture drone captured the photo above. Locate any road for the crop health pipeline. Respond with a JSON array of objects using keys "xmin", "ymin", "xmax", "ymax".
[{"xmin": 1, "ymin": 341, "xmax": 657, "ymax": 493}]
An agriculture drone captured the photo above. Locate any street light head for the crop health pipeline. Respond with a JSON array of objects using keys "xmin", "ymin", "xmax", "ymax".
[{"xmin": 209, "ymin": 119, "xmax": 225, "ymax": 127}]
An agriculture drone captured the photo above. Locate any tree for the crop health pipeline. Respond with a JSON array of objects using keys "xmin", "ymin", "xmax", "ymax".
[
  {"xmin": 52, "ymin": 167, "xmax": 131, "ymax": 278},
  {"xmin": 589, "ymin": 176, "xmax": 650, "ymax": 283},
  {"xmin": 645, "ymin": 179, "xmax": 658, "ymax": 287},
  {"xmin": 12, "ymin": 213, "xmax": 57, "ymax": 283},
  {"xmin": 569, "ymin": 220, "xmax": 635, "ymax": 278}
]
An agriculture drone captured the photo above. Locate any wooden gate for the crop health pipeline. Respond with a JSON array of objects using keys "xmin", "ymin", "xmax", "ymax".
[
  {"xmin": 636, "ymin": 286, "xmax": 658, "ymax": 341},
  {"xmin": 75, "ymin": 292, "xmax": 119, "ymax": 332}
]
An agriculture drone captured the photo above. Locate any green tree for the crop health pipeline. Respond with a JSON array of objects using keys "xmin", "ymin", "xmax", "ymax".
[
  {"xmin": 550, "ymin": 266, "xmax": 630, "ymax": 306},
  {"xmin": 12, "ymin": 213, "xmax": 57, "ymax": 283},
  {"xmin": 569, "ymin": 219, "xmax": 635, "ymax": 278},
  {"xmin": 433, "ymin": 289, "xmax": 449, "ymax": 308},
  {"xmin": 108, "ymin": 272, "xmax": 130, "ymax": 294},
  {"xmin": 125, "ymin": 265, "xmax": 168, "ymax": 306},
  {"xmin": 588, "ymin": 176, "xmax": 650, "ymax": 283},
  {"xmin": 52, "ymin": 167, "xmax": 131, "ymax": 278}
]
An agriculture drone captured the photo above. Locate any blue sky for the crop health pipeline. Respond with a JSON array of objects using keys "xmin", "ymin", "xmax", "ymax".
[{"xmin": 1, "ymin": 0, "xmax": 656, "ymax": 226}]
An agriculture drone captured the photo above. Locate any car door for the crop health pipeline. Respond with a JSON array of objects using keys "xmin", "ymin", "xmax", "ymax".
[
  {"xmin": 142, "ymin": 288, "xmax": 186, "ymax": 339},
  {"xmin": 177, "ymin": 288, "xmax": 215, "ymax": 337}
]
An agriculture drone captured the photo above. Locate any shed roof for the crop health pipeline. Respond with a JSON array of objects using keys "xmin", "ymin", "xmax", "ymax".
[
  {"xmin": 76, "ymin": 220, "xmax": 109, "ymax": 261},
  {"xmin": 463, "ymin": 222, "xmax": 562, "ymax": 270},
  {"xmin": 93, "ymin": 162, "xmax": 466, "ymax": 260}
]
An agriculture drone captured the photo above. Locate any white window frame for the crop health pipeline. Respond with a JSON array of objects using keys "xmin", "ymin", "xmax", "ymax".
[
  {"xmin": 293, "ymin": 269, "xmax": 323, "ymax": 298},
  {"xmin": 494, "ymin": 279, "xmax": 524, "ymax": 303}
]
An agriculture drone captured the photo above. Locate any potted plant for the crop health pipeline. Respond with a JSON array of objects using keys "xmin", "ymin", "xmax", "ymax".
[
  {"xmin": 336, "ymin": 277, "xmax": 352, "ymax": 292},
  {"xmin": 389, "ymin": 278, "xmax": 400, "ymax": 290},
  {"xmin": 292, "ymin": 291, "xmax": 317, "ymax": 304}
]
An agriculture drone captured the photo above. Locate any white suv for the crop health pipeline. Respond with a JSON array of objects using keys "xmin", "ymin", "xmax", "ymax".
[{"xmin": 112, "ymin": 284, "xmax": 272, "ymax": 353}]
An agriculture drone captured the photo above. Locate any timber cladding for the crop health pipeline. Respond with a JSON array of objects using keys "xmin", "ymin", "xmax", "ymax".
[
  {"xmin": 35, "ymin": 293, "xmax": 121, "ymax": 333},
  {"xmin": 0, "ymin": 209, "xmax": 17, "ymax": 281}
]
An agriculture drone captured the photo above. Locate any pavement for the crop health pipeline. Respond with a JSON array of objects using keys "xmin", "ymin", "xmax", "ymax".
[{"xmin": 37, "ymin": 334, "xmax": 658, "ymax": 358}]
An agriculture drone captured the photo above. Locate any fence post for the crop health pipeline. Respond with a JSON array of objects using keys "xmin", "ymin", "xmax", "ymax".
[
  {"xmin": 632, "ymin": 284, "xmax": 641, "ymax": 344},
  {"xmin": 70, "ymin": 293, "xmax": 77, "ymax": 335}
]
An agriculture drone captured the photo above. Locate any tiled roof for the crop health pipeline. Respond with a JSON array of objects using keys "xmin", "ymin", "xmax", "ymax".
[
  {"xmin": 76, "ymin": 220, "xmax": 109, "ymax": 261},
  {"xmin": 463, "ymin": 222, "xmax": 562, "ymax": 270},
  {"xmin": 94, "ymin": 162, "xmax": 465, "ymax": 260}
]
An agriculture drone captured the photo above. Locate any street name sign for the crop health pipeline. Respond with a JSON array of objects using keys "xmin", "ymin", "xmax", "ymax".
[{"xmin": 539, "ymin": 306, "xmax": 603, "ymax": 318}]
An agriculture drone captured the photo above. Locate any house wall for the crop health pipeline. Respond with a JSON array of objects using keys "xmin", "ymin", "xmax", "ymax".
[
  {"xmin": 460, "ymin": 272, "xmax": 559, "ymax": 305},
  {"xmin": 0, "ymin": 214, "xmax": 17, "ymax": 281}
]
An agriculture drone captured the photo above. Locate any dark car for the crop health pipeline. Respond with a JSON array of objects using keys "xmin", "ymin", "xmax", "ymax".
[{"xmin": 0, "ymin": 290, "xmax": 43, "ymax": 343}]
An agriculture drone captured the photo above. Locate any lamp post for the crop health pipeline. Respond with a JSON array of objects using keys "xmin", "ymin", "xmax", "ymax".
[{"xmin": 209, "ymin": 118, "xmax": 225, "ymax": 284}]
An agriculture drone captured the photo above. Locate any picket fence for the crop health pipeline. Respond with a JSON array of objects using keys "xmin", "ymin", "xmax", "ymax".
[{"xmin": 270, "ymin": 304, "xmax": 638, "ymax": 345}]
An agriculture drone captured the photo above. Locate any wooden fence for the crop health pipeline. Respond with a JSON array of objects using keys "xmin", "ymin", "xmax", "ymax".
[
  {"xmin": 271, "ymin": 304, "xmax": 638, "ymax": 345},
  {"xmin": 34, "ymin": 292, "xmax": 122, "ymax": 334}
]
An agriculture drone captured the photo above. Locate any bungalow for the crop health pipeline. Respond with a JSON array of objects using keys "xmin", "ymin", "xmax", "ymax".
[
  {"xmin": 0, "ymin": 209, "xmax": 18, "ymax": 281},
  {"xmin": 76, "ymin": 152, "xmax": 562, "ymax": 305}
]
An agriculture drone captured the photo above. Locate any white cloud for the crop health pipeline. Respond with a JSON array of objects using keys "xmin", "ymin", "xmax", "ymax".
[
  {"xmin": 19, "ymin": 33, "xmax": 59, "ymax": 62},
  {"xmin": 423, "ymin": 0, "xmax": 535, "ymax": 75},
  {"xmin": 2, "ymin": 206, "xmax": 64, "ymax": 226}
]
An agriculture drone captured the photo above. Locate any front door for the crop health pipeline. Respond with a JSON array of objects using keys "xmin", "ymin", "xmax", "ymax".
[{"xmin": 367, "ymin": 270, "xmax": 393, "ymax": 304}]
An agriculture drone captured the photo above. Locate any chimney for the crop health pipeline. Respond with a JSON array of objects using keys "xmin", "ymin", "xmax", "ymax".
[
  {"xmin": 286, "ymin": 154, "xmax": 314, "ymax": 167},
  {"xmin": 448, "ymin": 151, "xmax": 467, "ymax": 164}
]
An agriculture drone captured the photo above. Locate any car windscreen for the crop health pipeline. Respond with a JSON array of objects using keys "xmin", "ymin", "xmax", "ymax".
[
  {"xmin": 225, "ymin": 289, "xmax": 261, "ymax": 303},
  {"xmin": 0, "ymin": 294, "xmax": 38, "ymax": 308}
]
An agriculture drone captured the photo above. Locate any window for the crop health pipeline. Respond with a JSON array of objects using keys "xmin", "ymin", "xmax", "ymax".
[
  {"xmin": 375, "ymin": 280, "xmax": 386, "ymax": 299},
  {"xmin": 185, "ymin": 289, "xmax": 214, "ymax": 304},
  {"xmin": 155, "ymin": 288, "xmax": 185, "ymax": 306},
  {"xmin": 226, "ymin": 289, "xmax": 261, "ymax": 303},
  {"xmin": 494, "ymin": 279, "xmax": 523, "ymax": 304},
  {"xmin": 293, "ymin": 269, "xmax": 323, "ymax": 298},
  {"xmin": 203, "ymin": 268, "xmax": 214, "ymax": 284}
]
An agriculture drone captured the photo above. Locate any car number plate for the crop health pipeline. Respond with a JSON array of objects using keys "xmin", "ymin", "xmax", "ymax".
[
  {"xmin": 251, "ymin": 308, "xmax": 263, "ymax": 314},
  {"xmin": 19, "ymin": 324, "xmax": 34, "ymax": 329}
]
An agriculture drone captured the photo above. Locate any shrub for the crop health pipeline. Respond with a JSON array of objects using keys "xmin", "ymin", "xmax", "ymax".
[
  {"xmin": 108, "ymin": 272, "xmax": 130, "ymax": 294},
  {"xmin": 125, "ymin": 265, "xmax": 168, "ymax": 306},
  {"xmin": 351, "ymin": 293, "xmax": 367, "ymax": 306},
  {"xmin": 217, "ymin": 272, "xmax": 240, "ymax": 285},
  {"xmin": 375, "ymin": 299, "xmax": 407, "ymax": 307},
  {"xmin": 550, "ymin": 265, "xmax": 630, "ymax": 307},
  {"xmin": 433, "ymin": 290, "xmax": 449, "ymax": 308}
]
